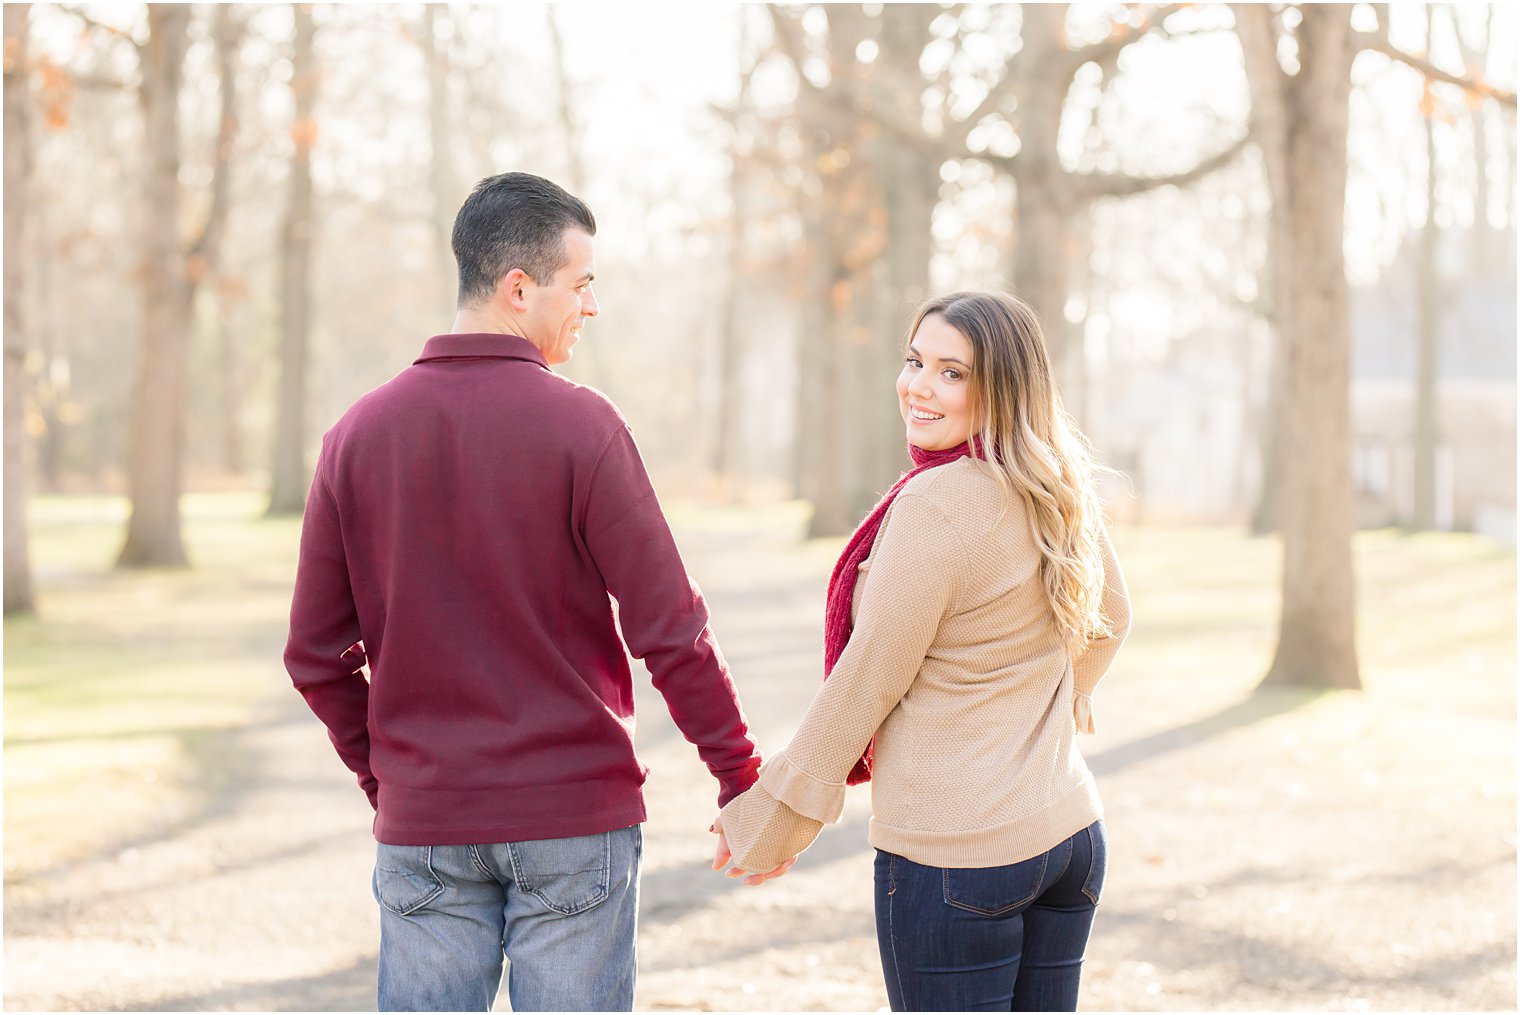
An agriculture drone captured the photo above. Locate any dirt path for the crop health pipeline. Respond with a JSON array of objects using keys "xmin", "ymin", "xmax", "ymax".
[{"xmin": 5, "ymin": 519, "xmax": 1515, "ymax": 1011}]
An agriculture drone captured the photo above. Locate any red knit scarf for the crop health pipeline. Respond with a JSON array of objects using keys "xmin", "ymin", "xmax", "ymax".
[{"xmin": 823, "ymin": 439, "xmax": 978, "ymax": 784}]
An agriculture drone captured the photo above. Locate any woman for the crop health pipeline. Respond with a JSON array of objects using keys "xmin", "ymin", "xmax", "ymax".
[{"xmin": 714, "ymin": 291, "xmax": 1131, "ymax": 1012}]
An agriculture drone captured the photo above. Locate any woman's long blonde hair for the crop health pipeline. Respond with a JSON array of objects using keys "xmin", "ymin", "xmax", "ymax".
[{"xmin": 906, "ymin": 291, "xmax": 1113, "ymax": 657}]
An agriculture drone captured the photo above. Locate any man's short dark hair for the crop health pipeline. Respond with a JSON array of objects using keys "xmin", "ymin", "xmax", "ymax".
[{"xmin": 452, "ymin": 172, "xmax": 596, "ymax": 307}]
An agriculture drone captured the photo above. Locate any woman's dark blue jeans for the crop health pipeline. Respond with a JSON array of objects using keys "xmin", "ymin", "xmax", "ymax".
[{"xmin": 874, "ymin": 820, "xmax": 1107, "ymax": 1012}]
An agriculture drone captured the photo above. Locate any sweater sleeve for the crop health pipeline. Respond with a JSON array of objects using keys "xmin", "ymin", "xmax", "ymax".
[
  {"xmin": 764, "ymin": 492, "xmax": 962, "ymax": 822},
  {"xmin": 718, "ymin": 760, "xmax": 825, "ymax": 874},
  {"xmin": 580, "ymin": 425, "xmax": 762, "ymax": 806},
  {"xmin": 283, "ymin": 439, "xmax": 377, "ymax": 808},
  {"xmin": 1072, "ymin": 521, "xmax": 1132, "ymax": 733}
]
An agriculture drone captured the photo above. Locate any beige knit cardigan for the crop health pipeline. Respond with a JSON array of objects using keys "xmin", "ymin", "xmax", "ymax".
[{"xmin": 720, "ymin": 457, "xmax": 1131, "ymax": 872}]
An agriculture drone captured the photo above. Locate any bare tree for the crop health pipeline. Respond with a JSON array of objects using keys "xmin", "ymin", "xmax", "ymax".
[
  {"xmin": 979, "ymin": 5, "xmax": 1248, "ymax": 420},
  {"xmin": 1242, "ymin": 4, "xmax": 1361, "ymax": 689},
  {"xmin": 1451, "ymin": 5, "xmax": 1498, "ymax": 266},
  {"xmin": 117, "ymin": 6, "xmax": 194, "ymax": 566},
  {"xmin": 545, "ymin": 7, "xmax": 584, "ymax": 195},
  {"xmin": 207, "ymin": 8, "xmax": 245, "ymax": 479},
  {"xmin": 767, "ymin": 4, "xmax": 1246, "ymax": 534},
  {"xmin": 112, "ymin": 4, "xmax": 241, "ymax": 566},
  {"xmin": 1235, "ymin": 3, "xmax": 1515, "ymax": 689},
  {"xmin": 1412, "ymin": 6, "xmax": 1441, "ymax": 532},
  {"xmin": 420, "ymin": 4, "xmax": 458, "ymax": 261},
  {"xmin": 215, "ymin": 275, "xmax": 246, "ymax": 475},
  {"xmin": 769, "ymin": 5, "xmax": 900, "ymax": 534},
  {"xmin": 4, "ymin": 3, "xmax": 37, "ymax": 614},
  {"xmin": 1408, "ymin": 3, "xmax": 1503, "ymax": 530},
  {"xmin": 268, "ymin": 3, "xmax": 318, "ymax": 515},
  {"xmin": 711, "ymin": 11, "xmax": 757, "ymax": 497}
]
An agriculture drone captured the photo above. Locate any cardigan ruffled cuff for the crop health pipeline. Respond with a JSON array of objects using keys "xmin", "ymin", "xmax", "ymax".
[
  {"xmin": 1074, "ymin": 690, "xmax": 1096, "ymax": 735},
  {"xmin": 719, "ymin": 785, "xmax": 823, "ymax": 874},
  {"xmin": 757, "ymin": 752, "xmax": 847, "ymax": 824}
]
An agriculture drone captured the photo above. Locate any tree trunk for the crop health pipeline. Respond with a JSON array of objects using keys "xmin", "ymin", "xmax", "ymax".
[
  {"xmin": 422, "ymin": 4, "xmax": 458, "ymax": 261},
  {"xmin": 712, "ymin": 182, "xmax": 747, "ymax": 494},
  {"xmin": 216, "ymin": 280, "xmax": 244, "ymax": 475},
  {"xmin": 1451, "ymin": 4, "xmax": 1493, "ymax": 265},
  {"xmin": 204, "ymin": 7, "xmax": 243, "ymax": 479},
  {"xmin": 858, "ymin": 137, "xmax": 937, "ymax": 519},
  {"xmin": 1412, "ymin": 46, "xmax": 1440, "ymax": 531},
  {"xmin": 791, "ymin": 205, "xmax": 832, "ymax": 510},
  {"xmin": 267, "ymin": 4, "xmax": 317, "ymax": 516},
  {"xmin": 857, "ymin": 4, "xmax": 941, "ymax": 511},
  {"xmin": 1010, "ymin": 5, "xmax": 1081, "ymax": 411},
  {"xmin": 1249, "ymin": 338, "xmax": 1288, "ymax": 534},
  {"xmin": 791, "ymin": 5, "xmax": 878, "ymax": 538},
  {"xmin": 1235, "ymin": 3, "xmax": 1295, "ymax": 536},
  {"xmin": 712, "ymin": 17, "xmax": 754, "ymax": 496},
  {"xmin": 32, "ymin": 198, "xmax": 65, "ymax": 493},
  {"xmin": 545, "ymin": 7, "xmax": 585, "ymax": 196},
  {"xmin": 799, "ymin": 191, "xmax": 858, "ymax": 538},
  {"xmin": 1260, "ymin": 4, "xmax": 1360, "ymax": 690},
  {"xmin": 4, "ymin": 3, "xmax": 36, "ymax": 614},
  {"xmin": 118, "ymin": 5, "xmax": 193, "ymax": 568}
]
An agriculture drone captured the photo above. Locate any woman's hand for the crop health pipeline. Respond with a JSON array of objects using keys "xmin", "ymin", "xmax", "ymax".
[{"xmin": 711, "ymin": 813, "xmax": 798, "ymax": 886}]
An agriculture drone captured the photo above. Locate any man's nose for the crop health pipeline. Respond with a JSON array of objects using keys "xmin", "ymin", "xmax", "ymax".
[{"xmin": 582, "ymin": 287, "xmax": 599, "ymax": 317}]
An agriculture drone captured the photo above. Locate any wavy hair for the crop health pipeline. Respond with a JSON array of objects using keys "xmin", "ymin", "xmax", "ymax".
[{"xmin": 906, "ymin": 291, "xmax": 1113, "ymax": 657}]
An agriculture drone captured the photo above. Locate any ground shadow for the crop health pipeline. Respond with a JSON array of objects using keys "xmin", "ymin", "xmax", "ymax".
[
  {"xmin": 5, "ymin": 692, "xmax": 315, "ymax": 892},
  {"xmin": 1088, "ymin": 684, "xmax": 1328, "ymax": 778},
  {"xmin": 123, "ymin": 954, "xmax": 374, "ymax": 1012}
]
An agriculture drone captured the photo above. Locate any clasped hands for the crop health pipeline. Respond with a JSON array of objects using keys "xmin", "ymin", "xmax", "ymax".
[{"xmin": 710, "ymin": 813, "xmax": 797, "ymax": 887}]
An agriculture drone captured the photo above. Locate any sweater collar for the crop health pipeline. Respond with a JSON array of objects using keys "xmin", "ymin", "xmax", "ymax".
[{"xmin": 414, "ymin": 333, "xmax": 548, "ymax": 368}]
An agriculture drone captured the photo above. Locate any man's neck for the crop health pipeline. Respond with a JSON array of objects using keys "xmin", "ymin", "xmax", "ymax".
[{"xmin": 448, "ymin": 303, "xmax": 525, "ymax": 338}]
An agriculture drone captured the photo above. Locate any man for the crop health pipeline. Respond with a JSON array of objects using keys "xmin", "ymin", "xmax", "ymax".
[{"xmin": 285, "ymin": 172, "xmax": 762, "ymax": 1012}]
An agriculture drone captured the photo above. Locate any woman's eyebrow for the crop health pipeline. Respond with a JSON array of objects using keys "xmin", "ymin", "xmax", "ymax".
[{"xmin": 908, "ymin": 344, "xmax": 969, "ymax": 368}]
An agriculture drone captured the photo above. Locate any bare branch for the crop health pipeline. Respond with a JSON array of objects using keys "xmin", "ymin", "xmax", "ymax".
[
  {"xmin": 766, "ymin": 4, "xmax": 822, "ymax": 96},
  {"xmin": 1355, "ymin": 30, "xmax": 1517, "ymax": 107},
  {"xmin": 971, "ymin": 150, "xmax": 1018, "ymax": 174},
  {"xmin": 188, "ymin": 6, "xmax": 243, "ymax": 264},
  {"xmin": 1068, "ymin": 133, "xmax": 1250, "ymax": 203},
  {"xmin": 944, "ymin": 3, "xmax": 1194, "ymax": 154},
  {"xmin": 941, "ymin": 63, "xmax": 1019, "ymax": 151},
  {"xmin": 766, "ymin": 3, "xmax": 940, "ymax": 155},
  {"xmin": 56, "ymin": 4, "xmax": 143, "ymax": 52},
  {"xmin": 1059, "ymin": 4, "xmax": 1187, "ymax": 75},
  {"xmin": 71, "ymin": 71, "xmax": 132, "ymax": 92}
]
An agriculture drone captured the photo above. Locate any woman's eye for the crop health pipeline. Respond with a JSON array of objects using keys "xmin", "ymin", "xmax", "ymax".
[
  {"xmin": 905, "ymin": 357, "xmax": 922, "ymax": 368},
  {"xmin": 944, "ymin": 369, "xmax": 963, "ymax": 381}
]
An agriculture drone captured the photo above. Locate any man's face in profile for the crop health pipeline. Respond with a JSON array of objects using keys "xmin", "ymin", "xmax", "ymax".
[{"xmin": 521, "ymin": 228, "xmax": 598, "ymax": 366}]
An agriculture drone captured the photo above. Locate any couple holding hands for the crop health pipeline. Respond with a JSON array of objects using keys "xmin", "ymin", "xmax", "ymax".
[{"xmin": 286, "ymin": 172, "xmax": 1130, "ymax": 1012}]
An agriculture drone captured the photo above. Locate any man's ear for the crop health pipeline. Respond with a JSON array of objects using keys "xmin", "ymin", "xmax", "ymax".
[{"xmin": 498, "ymin": 268, "xmax": 533, "ymax": 312}]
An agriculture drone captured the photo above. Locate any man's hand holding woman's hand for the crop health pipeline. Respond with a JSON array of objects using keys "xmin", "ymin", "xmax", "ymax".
[{"xmin": 710, "ymin": 813, "xmax": 797, "ymax": 887}]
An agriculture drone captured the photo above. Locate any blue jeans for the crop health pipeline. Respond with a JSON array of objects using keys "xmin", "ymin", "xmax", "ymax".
[
  {"xmin": 373, "ymin": 825, "xmax": 642, "ymax": 1012},
  {"xmin": 875, "ymin": 820, "xmax": 1107, "ymax": 1012}
]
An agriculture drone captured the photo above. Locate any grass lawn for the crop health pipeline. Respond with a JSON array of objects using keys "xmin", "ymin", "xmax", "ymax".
[{"xmin": 4, "ymin": 492, "xmax": 303, "ymax": 883}]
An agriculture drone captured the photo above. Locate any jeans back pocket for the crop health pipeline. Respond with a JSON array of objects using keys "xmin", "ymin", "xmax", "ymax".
[
  {"xmin": 942, "ymin": 849, "xmax": 1051, "ymax": 917},
  {"xmin": 508, "ymin": 830, "xmax": 612, "ymax": 916},
  {"xmin": 373, "ymin": 844, "xmax": 446, "ymax": 916},
  {"xmin": 1081, "ymin": 820, "xmax": 1107, "ymax": 905}
]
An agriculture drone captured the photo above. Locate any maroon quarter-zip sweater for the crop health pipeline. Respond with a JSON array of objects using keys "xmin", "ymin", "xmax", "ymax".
[{"xmin": 284, "ymin": 333, "xmax": 761, "ymax": 845}]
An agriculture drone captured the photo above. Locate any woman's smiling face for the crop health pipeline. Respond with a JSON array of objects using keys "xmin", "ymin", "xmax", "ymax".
[{"xmin": 897, "ymin": 313, "xmax": 975, "ymax": 451}]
